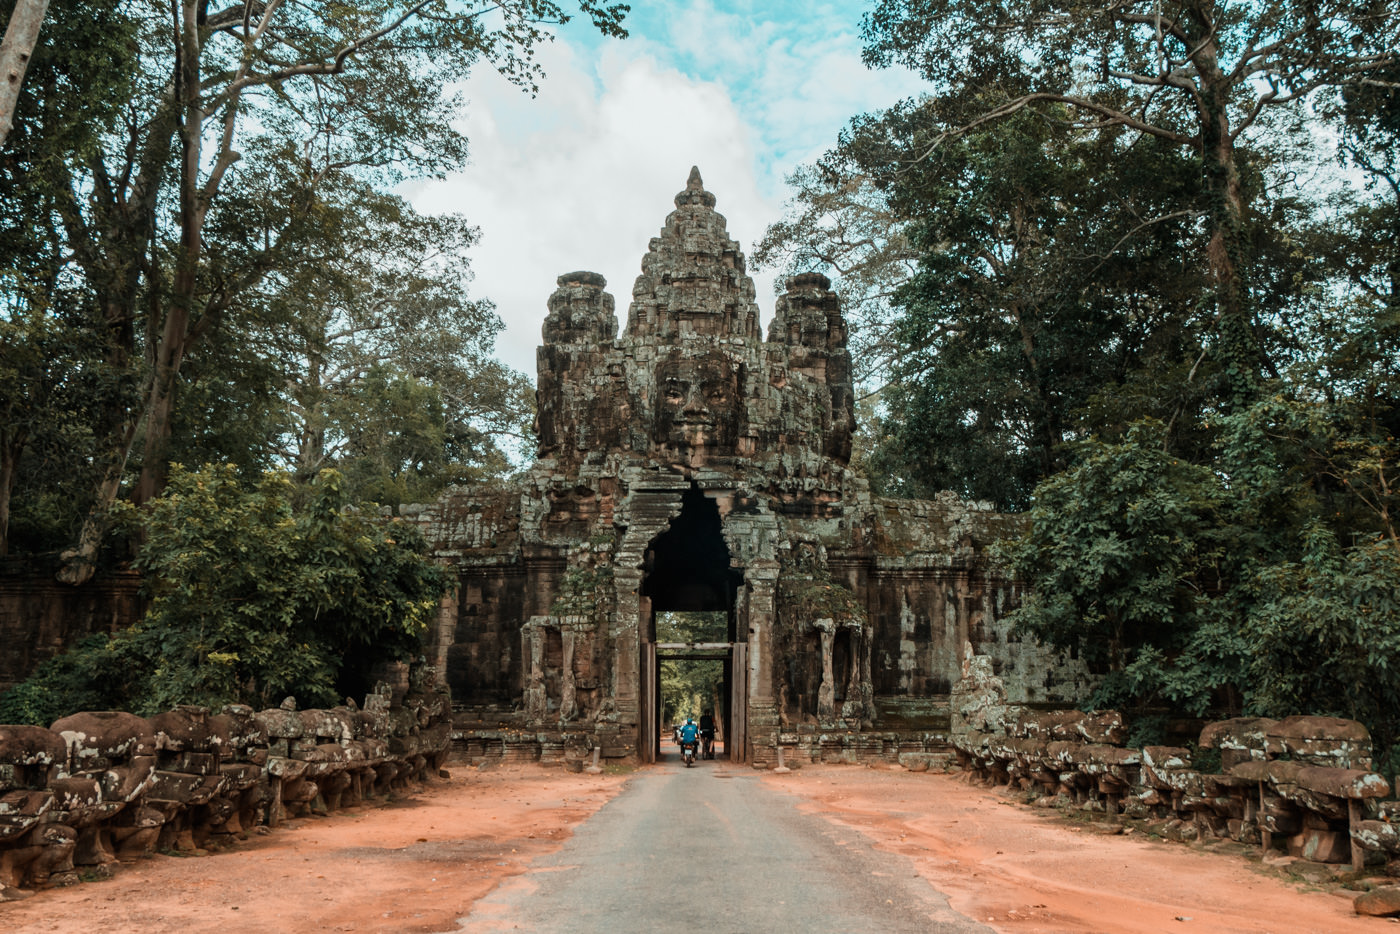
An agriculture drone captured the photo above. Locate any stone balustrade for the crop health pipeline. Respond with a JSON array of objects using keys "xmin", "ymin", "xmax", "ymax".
[
  {"xmin": 950, "ymin": 709, "xmax": 1392, "ymax": 872},
  {"xmin": 0, "ymin": 673, "xmax": 451, "ymax": 895}
]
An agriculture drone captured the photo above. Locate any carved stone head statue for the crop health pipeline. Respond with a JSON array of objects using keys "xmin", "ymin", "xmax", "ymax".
[{"xmin": 652, "ymin": 348, "xmax": 743, "ymax": 462}]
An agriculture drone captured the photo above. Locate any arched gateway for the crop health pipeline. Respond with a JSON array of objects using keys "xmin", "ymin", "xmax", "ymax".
[{"xmin": 408, "ymin": 169, "xmax": 1089, "ymax": 767}]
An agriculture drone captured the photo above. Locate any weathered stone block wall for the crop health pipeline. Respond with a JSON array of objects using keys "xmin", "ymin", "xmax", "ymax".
[
  {"xmin": 448, "ymin": 562, "xmax": 533, "ymax": 706},
  {"xmin": 858, "ymin": 566, "xmax": 1088, "ymax": 705},
  {"xmin": 0, "ymin": 563, "xmax": 145, "ymax": 693}
]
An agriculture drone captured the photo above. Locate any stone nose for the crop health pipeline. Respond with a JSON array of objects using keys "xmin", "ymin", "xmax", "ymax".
[{"xmin": 682, "ymin": 387, "xmax": 709, "ymax": 415}]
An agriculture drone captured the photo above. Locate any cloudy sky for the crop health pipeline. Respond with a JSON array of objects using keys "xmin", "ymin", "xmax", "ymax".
[{"xmin": 401, "ymin": 0, "xmax": 926, "ymax": 376}]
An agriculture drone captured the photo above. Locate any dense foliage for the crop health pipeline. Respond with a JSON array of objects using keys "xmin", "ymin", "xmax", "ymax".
[
  {"xmin": 0, "ymin": 0, "xmax": 627, "ymax": 576},
  {"xmin": 657, "ymin": 612, "xmax": 727, "ymax": 727},
  {"xmin": 759, "ymin": 1, "xmax": 1400, "ymax": 756},
  {"xmin": 1, "ymin": 0, "xmax": 627, "ymax": 717},
  {"xmin": 0, "ymin": 465, "xmax": 450, "ymax": 723}
]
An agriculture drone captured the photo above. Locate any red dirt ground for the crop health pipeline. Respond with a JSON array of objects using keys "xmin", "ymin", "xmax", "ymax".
[
  {"xmin": 769, "ymin": 764, "xmax": 1383, "ymax": 934},
  {"xmin": 1, "ymin": 761, "xmax": 1386, "ymax": 933}
]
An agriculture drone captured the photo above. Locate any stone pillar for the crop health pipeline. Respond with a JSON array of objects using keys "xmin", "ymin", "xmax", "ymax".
[
  {"xmin": 859, "ymin": 626, "xmax": 875, "ymax": 725},
  {"xmin": 523, "ymin": 618, "xmax": 547, "ymax": 725},
  {"xmin": 744, "ymin": 560, "xmax": 780, "ymax": 761},
  {"xmin": 611, "ymin": 565, "xmax": 644, "ymax": 749},
  {"xmin": 560, "ymin": 627, "xmax": 578, "ymax": 722},
  {"xmin": 815, "ymin": 618, "xmax": 835, "ymax": 720},
  {"xmin": 429, "ymin": 585, "xmax": 458, "ymax": 676},
  {"xmin": 841, "ymin": 626, "xmax": 865, "ymax": 722}
]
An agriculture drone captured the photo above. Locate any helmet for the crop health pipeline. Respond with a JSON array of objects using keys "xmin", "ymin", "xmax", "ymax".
[{"xmin": 686, "ymin": 717, "xmax": 694, "ymax": 724}]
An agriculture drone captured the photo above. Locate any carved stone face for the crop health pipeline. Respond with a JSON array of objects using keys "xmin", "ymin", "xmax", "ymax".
[{"xmin": 653, "ymin": 350, "xmax": 741, "ymax": 456}]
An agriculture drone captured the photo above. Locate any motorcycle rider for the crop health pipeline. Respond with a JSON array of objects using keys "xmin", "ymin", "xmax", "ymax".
[
  {"xmin": 698, "ymin": 710, "xmax": 716, "ymax": 759},
  {"xmin": 678, "ymin": 717, "xmax": 699, "ymax": 763}
]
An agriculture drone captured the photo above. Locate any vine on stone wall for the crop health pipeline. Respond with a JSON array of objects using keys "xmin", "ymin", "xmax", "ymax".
[
  {"xmin": 777, "ymin": 546, "xmax": 867, "ymax": 629},
  {"xmin": 549, "ymin": 532, "xmax": 617, "ymax": 619}
]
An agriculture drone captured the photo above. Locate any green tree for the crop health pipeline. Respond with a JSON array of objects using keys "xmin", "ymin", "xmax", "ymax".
[
  {"xmin": 19, "ymin": 0, "xmax": 624, "ymax": 582},
  {"xmin": 862, "ymin": 0, "xmax": 1399, "ymax": 409},
  {"xmin": 124, "ymin": 464, "xmax": 450, "ymax": 713},
  {"xmin": 0, "ymin": 307, "xmax": 108, "ymax": 555},
  {"xmin": 0, "ymin": 0, "xmax": 136, "ymax": 556},
  {"xmin": 244, "ymin": 176, "xmax": 533, "ymax": 503},
  {"xmin": 0, "ymin": 463, "xmax": 451, "ymax": 720},
  {"xmin": 1335, "ymin": 61, "xmax": 1400, "ymax": 310},
  {"xmin": 1248, "ymin": 527, "xmax": 1400, "ymax": 765},
  {"xmin": 1002, "ymin": 421, "xmax": 1243, "ymax": 717},
  {"xmin": 894, "ymin": 110, "xmax": 1213, "ymax": 506},
  {"xmin": 1006, "ymin": 389, "xmax": 1400, "ymax": 731}
]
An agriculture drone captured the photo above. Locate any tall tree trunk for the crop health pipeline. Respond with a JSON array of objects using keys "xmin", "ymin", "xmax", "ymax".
[
  {"xmin": 55, "ymin": 451, "xmax": 131, "ymax": 583},
  {"xmin": 296, "ymin": 353, "xmax": 327, "ymax": 481},
  {"xmin": 55, "ymin": 117, "xmax": 173, "ymax": 583},
  {"xmin": 1191, "ymin": 6, "xmax": 1263, "ymax": 409},
  {"xmin": 132, "ymin": 1, "xmax": 220, "ymax": 505},
  {"xmin": 0, "ymin": 431, "xmax": 23, "ymax": 557},
  {"xmin": 0, "ymin": 0, "xmax": 49, "ymax": 147},
  {"xmin": 133, "ymin": 299, "xmax": 191, "ymax": 506}
]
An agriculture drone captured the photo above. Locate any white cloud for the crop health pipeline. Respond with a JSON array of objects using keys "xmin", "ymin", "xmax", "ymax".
[
  {"xmin": 406, "ymin": 42, "xmax": 781, "ymax": 376},
  {"xmin": 402, "ymin": 6, "xmax": 928, "ymax": 378}
]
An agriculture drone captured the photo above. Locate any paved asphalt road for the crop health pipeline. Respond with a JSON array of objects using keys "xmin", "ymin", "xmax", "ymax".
[{"xmin": 454, "ymin": 749, "xmax": 994, "ymax": 933}]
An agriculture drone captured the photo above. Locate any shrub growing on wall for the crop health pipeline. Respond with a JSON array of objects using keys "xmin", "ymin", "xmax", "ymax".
[{"xmin": 0, "ymin": 465, "xmax": 449, "ymax": 722}]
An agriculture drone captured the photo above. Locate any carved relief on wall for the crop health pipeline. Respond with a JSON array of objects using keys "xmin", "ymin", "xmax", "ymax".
[{"xmin": 520, "ymin": 615, "xmax": 595, "ymax": 727}]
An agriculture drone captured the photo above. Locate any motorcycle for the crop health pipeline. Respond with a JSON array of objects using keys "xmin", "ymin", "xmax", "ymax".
[
  {"xmin": 700, "ymin": 731, "xmax": 714, "ymax": 760},
  {"xmin": 681, "ymin": 740, "xmax": 698, "ymax": 767}
]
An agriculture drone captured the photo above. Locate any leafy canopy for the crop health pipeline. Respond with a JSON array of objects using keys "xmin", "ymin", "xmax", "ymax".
[{"xmin": 0, "ymin": 464, "xmax": 450, "ymax": 721}]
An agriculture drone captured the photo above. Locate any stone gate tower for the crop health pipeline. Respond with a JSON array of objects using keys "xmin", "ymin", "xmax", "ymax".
[{"xmin": 409, "ymin": 169, "xmax": 1088, "ymax": 766}]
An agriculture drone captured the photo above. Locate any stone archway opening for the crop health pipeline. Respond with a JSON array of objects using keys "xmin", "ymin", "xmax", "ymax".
[
  {"xmin": 640, "ymin": 486, "xmax": 745, "ymax": 762},
  {"xmin": 657, "ymin": 611, "xmax": 727, "ymax": 760}
]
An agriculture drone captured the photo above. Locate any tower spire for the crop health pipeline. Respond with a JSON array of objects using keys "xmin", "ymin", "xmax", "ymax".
[{"xmin": 625, "ymin": 167, "xmax": 759, "ymax": 340}]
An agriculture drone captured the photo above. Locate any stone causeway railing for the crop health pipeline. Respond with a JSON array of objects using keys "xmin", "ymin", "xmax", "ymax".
[
  {"xmin": 0, "ymin": 676, "xmax": 452, "ymax": 895},
  {"xmin": 951, "ymin": 709, "xmax": 1393, "ymax": 872}
]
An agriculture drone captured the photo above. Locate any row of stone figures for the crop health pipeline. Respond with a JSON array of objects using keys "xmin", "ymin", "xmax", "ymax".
[
  {"xmin": 0, "ymin": 672, "xmax": 452, "ymax": 894},
  {"xmin": 951, "ymin": 709, "xmax": 1393, "ymax": 872}
]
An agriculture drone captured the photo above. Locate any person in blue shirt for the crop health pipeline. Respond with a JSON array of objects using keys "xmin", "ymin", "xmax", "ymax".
[{"xmin": 679, "ymin": 717, "xmax": 699, "ymax": 761}]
